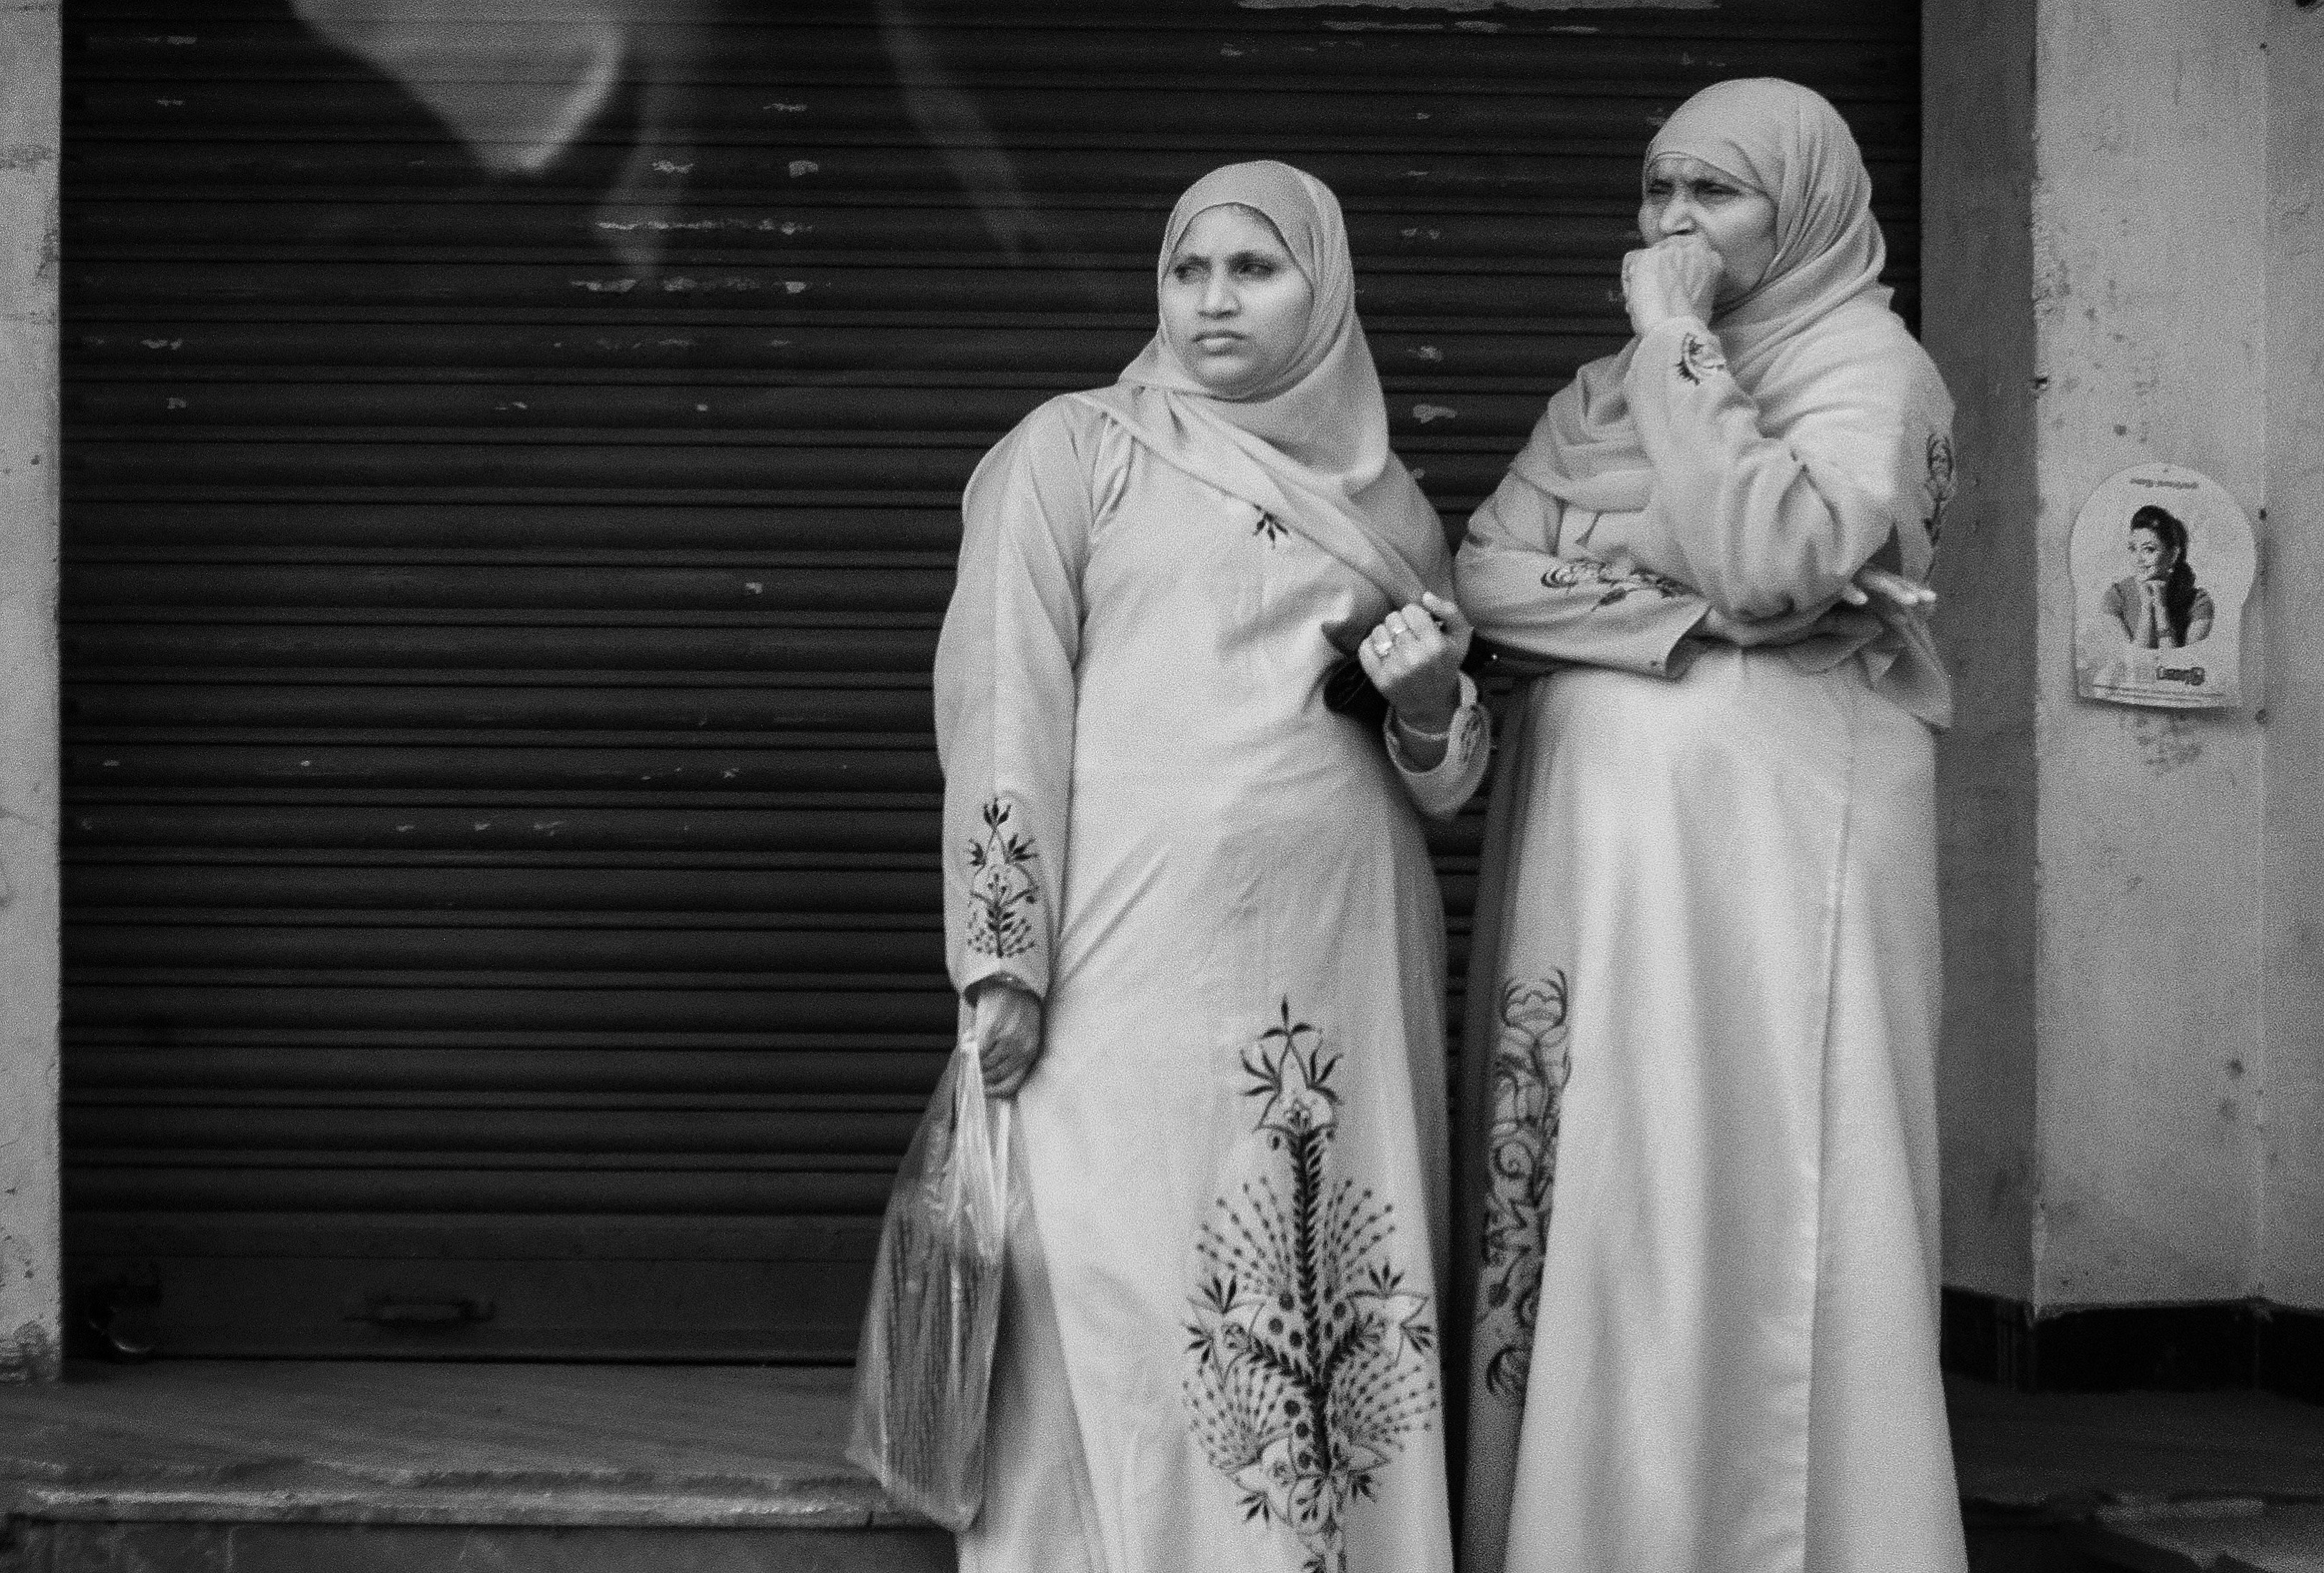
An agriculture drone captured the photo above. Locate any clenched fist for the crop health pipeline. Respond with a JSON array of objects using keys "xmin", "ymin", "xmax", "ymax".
[
  {"xmin": 1622, "ymin": 234, "xmax": 1723, "ymax": 337},
  {"xmin": 1358, "ymin": 590, "xmax": 1472, "ymax": 768}
]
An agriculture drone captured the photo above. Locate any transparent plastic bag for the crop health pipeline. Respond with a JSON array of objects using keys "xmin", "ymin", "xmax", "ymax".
[{"xmin": 846, "ymin": 1030, "xmax": 1013, "ymax": 1531}]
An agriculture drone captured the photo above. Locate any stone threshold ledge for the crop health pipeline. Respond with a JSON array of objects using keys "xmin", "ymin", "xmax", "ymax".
[
  {"xmin": 9, "ymin": 1362, "xmax": 2324, "ymax": 1572},
  {"xmin": 0, "ymin": 1361, "xmax": 929, "ymax": 1531},
  {"xmin": 1949, "ymin": 1377, "xmax": 2324, "ymax": 1573},
  {"xmin": 2080, "ymin": 1503, "xmax": 2324, "ymax": 1573},
  {"xmin": 6, "ymin": 1482, "xmax": 911, "ymax": 1531}
]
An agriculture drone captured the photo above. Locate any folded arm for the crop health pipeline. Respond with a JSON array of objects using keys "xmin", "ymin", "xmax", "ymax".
[
  {"xmin": 1453, "ymin": 468, "xmax": 1713, "ymax": 678},
  {"xmin": 1625, "ymin": 316, "xmax": 1926, "ymax": 622}
]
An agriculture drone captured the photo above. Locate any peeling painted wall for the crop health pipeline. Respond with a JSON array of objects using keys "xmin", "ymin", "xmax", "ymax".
[
  {"xmin": 2262, "ymin": 8, "xmax": 2324, "ymax": 1312},
  {"xmin": 2027, "ymin": 0, "xmax": 2271, "ymax": 1307},
  {"xmin": 0, "ymin": 0, "xmax": 64, "ymax": 1382},
  {"xmin": 1923, "ymin": 0, "xmax": 2042, "ymax": 1300}
]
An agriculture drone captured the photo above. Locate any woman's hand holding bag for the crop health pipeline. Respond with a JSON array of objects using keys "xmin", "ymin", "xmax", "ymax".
[{"xmin": 967, "ymin": 978, "xmax": 1043, "ymax": 1098}]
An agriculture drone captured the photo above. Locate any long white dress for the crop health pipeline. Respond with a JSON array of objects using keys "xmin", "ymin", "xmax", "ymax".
[
  {"xmin": 938, "ymin": 396, "xmax": 1486, "ymax": 1573},
  {"xmin": 1454, "ymin": 311, "xmax": 1967, "ymax": 1573}
]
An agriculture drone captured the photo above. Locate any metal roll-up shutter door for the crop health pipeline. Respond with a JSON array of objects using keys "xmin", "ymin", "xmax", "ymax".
[{"xmin": 61, "ymin": 0, "xmax": 1919, "ymax": 1359}]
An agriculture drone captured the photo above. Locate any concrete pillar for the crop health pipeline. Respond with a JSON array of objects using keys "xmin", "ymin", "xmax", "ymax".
[
  {"xmin": 1923, "ymin": 0, "xmax": 2042, "ymax": 1302},
  {"xmin": 0, "ymin": 0, "xmax": 64, "ymax": 1381},
  {"xmin": 1926, "ymin": 0, "xmax": 2319, "ymax": 1314},
  {"xmin": 2027, "ymin": 0, "xmax": 2271, "ymax": 1309},
  {"xmin": 2262, "ymin": 4, "xmax": 2324, "ymax": 1311}
]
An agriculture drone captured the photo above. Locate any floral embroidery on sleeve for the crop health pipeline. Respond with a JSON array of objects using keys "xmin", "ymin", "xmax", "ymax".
[
  {"xmin": 1476, "ymin": 973, "xmax": 1573, "ymax": 1406},
  {"xmin": 1253, "ymin": 509, "xmax": 1292, "ymax": 547},
  {"xmin": 1186, "ymin": 1001, "xmax": 1439, "ymax": 1572},
  {"xmin": 1675, "ymin": 330, "xmax": 1728, "ymax": 386},
  {"xmin": 1446, "ymin": 703, "xmax": 1485, "ymax": 777},
  {"xmin": 1542, "ymin": 557, "xmax": 1689, "ymax": 609},
  {"xmin": 963, "ymin": 797, "xmax": 1039, "ymax": 961},
  {"xmin": 1921, "ymin": 433, "xmax": 1956, "ymax": 555}
]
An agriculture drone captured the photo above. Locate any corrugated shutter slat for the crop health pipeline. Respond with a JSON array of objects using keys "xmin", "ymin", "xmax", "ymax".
[{"xmin": 62, "ymin": 0, "xmax": 1916, "ymax": 1359}]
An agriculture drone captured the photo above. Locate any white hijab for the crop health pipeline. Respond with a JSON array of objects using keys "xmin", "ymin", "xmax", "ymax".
[
  {"xmin": 1511, "ymin": 77, "xmax": 1948, "ymax": 558},
  {"xmin": 1075, "ymin": 160, "xmax": 1450, "ymax": 605}
]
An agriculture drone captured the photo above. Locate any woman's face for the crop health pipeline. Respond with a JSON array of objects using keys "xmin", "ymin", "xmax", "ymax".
[
  {"xmin": 1640, "ymin": 154, "xmax": 1779, "ymax": 304},
  {"xmin": 2130, "ymin": 525, "xmax": 2178, "ymax": 579},
  {"xmin": 1161, "ymin": 204, "xmax": 1315, "ymax": 400}
]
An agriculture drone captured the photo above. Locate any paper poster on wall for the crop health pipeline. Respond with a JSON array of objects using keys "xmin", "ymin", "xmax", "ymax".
[{"xmin": 2070, "ymin": 463, "xmax": 2255, "ymax": 710}]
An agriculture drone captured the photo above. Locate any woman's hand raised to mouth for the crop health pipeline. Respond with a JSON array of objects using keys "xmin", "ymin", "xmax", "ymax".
[{"xmin": 1621, "ymin": 234, "xmax": 1724, "ymax": 336}]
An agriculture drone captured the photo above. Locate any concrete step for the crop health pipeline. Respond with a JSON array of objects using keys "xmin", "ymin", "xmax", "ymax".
[
  {"xmin": 6, "ymin": 1521, "xmax": 951, "ymax": 1572},
  {"xmin": 1963, "ymin": 1511, "xmax": 2116, "ymax": 1571},
  {"xmin": 4, "ymin": 1365, "xmax": 2321, "ymax": 1571},
  {"xmin": 2078, "ymin": 1504, "xmax": 2324, "ymax": 1573},
  {"xmin": 1951, "ymin": 1377, "xmax": 2324, "ymax": 1573},
  {"xmin": 0, "ymin": 1362, "xmax": 954, "ymax": 1572}
]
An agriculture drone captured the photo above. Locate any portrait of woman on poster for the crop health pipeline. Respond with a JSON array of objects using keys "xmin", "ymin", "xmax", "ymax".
[
  {"xmin": 1451, "ymin": 78, "xmax": 1969, "ymax": 1573},
  {"xmin": 926, "ymin": 160, "xmax": 1486, "ymax": 1573},
  {"xmin": 2102, "ymin": 504, "xmax": 2214, "ymax": 648}
]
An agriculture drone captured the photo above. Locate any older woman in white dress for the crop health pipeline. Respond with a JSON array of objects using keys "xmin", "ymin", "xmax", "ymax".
[{"xmin": 1454, "ymin": 80, "xmax": 1968, "ymax": 1573}]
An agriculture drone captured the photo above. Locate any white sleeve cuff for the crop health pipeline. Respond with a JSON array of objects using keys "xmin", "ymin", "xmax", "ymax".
[{"xmin": 1385, "ymin": 670, "xmax": 1490, "ymax": 819}]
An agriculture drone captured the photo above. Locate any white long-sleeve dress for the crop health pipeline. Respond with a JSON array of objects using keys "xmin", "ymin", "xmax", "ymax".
[
  {"xmin": 1454, "ymin": 312, "xmax": 1967, "ymax": 1573},
  {"xmin": 939, "ymin": 395, "xmax": 1487, "ymax": 1573}
]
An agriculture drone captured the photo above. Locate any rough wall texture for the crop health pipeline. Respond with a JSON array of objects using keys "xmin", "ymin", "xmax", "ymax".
[
  {"xmin": 0, "ymin": 0, "xmax": 64, "ymax": 1382},
  {"xmin": 1922, "ymin": 0, "xmax": 2042, "ymax": 1300},
  {"xmin": 2030, "ymin": 0, "xmax": 2270, "ymax": 1307},
  {"xmin": 1927, "ymin": 0, "xmax": 2324, "ymax": 1314},
  {"xmin": 2262, "ymin": 6, "xmax": 2324, "ymax": 1312}
]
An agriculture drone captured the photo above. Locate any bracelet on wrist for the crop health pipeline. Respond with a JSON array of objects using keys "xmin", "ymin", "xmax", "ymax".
[{"xmin": 1393, "ymin": 711, "xmax": 1454, "ymax": 745}]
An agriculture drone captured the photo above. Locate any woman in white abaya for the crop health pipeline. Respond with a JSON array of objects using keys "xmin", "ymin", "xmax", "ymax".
[
  {"xmin": 933, "ymin": 160, "xmax": 1489, "ymax": 1573},
  {"xmin": 1454, "ymin": 80, "xmax": 1970, "ymax": 1573}
]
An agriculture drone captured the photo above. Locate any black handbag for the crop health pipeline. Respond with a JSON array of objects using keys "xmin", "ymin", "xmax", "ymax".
[{"xmin": 1321, "ymin": 649, "xmax": 1393, "ymax": 730}]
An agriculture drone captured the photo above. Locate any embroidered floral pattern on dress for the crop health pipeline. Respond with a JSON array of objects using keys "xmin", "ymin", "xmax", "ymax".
[
  {"xmin": 1542, "ymin": 556, "xmax": 1689, "ymax": 610},
  {"xmin": 1447, "ymin": 705, "xmax": 1486, "ymax": 776},
  {"xmin": 1922, "ymin": 433, "xmax": 1956, "ymax": 554},
  {"xmin": 1676, "ymin": 330, "xmax": 1728, "ymax": 386},
  {"xmin": 1476, "ymin": 972, "xmax": 1573, "ymax": 1405},
  {"xmin": 1185, "ymin": 1001, "xmax": 1439, "ymax": 1573},
  {"xmin": 1254, "ymin": 509, "xmax": 1292, "ymax": 547},
  {"xmin": 963, "ymin": 797, "xmax": 1039, "ymax": 960}
]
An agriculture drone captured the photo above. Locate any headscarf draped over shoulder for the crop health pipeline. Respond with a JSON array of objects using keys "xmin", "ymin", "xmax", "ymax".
[
  {"xmin": 1074, "ymin": 160, "xmax": 1449, "ymax": 605},
  {"xmin": 1510, "ymin": 78, "xmax": 1950, "ymax": 531}
]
